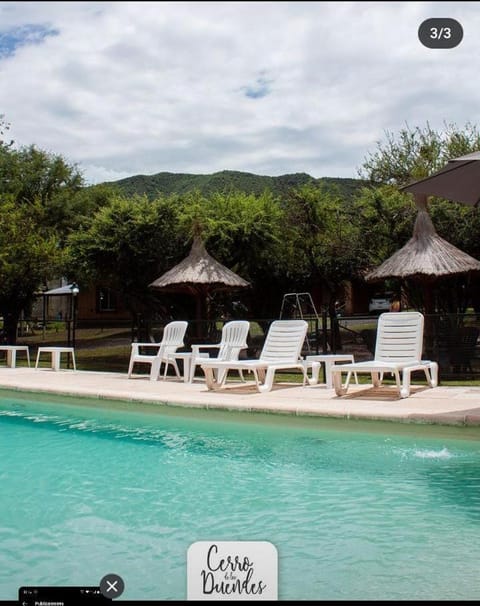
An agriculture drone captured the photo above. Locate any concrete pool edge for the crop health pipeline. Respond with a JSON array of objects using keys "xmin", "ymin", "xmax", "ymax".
[{"xmin": 0, "ymin": 367, "xmax": 480, "ymax": 428}]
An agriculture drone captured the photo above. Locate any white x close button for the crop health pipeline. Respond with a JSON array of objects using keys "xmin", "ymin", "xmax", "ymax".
[{"xmin": 100, "ymin": 574, "xmax": 125, "ymax": 599}]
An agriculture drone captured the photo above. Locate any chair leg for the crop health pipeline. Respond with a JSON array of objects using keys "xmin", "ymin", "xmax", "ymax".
[
  {"xmin": 372, "ymin": 372, "xmax": 381, "ymax": 387},
  {"xmin": 150, "ymin": 359, "xmax": 160, "ymax": 381},
  {"xmin": 344, "ymin": 371, "xmax": 352, "ymax": 390},
  {"xmin": 300, "ymin": 366, "xmax": 310, "ymax": 387},
  {"xmin": 420, "ymin": 362, "xmax": 438, "ymax": 388},
  {"xmin": 160, "ymin": 358, "xmax": 180, "ymax": 380},
  {"xmin": 304, "ymin": 361, "xmax": 320, "ymax": 386},
  {"xmin": 428, "ymin": 362, "xmax": 439, "ymax": 387},
  {"xmin": 216, "ymin": 367, "xmax": 231, "ymax": 385},
  {"xmin": 189, "ymin": 361, "xmax": 198, "ymax": 383},
  {"xmin": 127, "ymin": 356, "xmax": 135, "ymax": 378},
  {"xmin": 333, "ymin": 369, "xmax": 348, "ymax": 396},
  {"xmin": 258, "ymin": 367, "xmax": 276, "ymax": 392},
  {"xmin": 397, "ymin": 369, "xmax": 412, "ymax": 398},
  {"xmin": 255, "ymin": 368, "xmax": 276, "ymax": 392},
  {"xmin": 203, "ymin": 366, "xmax": 220, "ymax": 390},
  {"xmin": 171, "ymin": 359, "xmax": 181, "ymax": 379}
]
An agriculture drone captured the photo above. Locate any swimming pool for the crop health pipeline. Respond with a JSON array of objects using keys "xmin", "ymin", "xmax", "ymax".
[{"xmin": 1, "ymin": 389, "xmax": 480, "ymax": 600}]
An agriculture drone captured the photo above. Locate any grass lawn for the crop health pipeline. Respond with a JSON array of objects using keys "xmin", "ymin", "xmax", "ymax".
[{"xmin": 6, "ymin": 325, "xmax": 480, "ymax": 386}]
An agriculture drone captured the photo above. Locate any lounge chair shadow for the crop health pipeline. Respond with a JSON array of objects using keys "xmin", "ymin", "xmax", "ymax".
[
  {"xmin": 203, "ymin": 380, "xmax": 301, "ymax": 394},
  {"xmin": 339, "ymin": 384, "xmax": 430, "ymax": 401}
]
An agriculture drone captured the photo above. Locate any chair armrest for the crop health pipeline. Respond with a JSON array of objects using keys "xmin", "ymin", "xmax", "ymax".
[
  {"xmin": 130, "ymin": 342, "xmax": 162, "ymax": 353},
  {"xmin": 191, "ymin": 344, "xmax": 221, "ymax": 354}
]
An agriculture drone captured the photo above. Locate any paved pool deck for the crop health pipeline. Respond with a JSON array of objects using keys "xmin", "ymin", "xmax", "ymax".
[{"xmin": 1, "ymin": 367, "xmax": 480, "ymax": 427}]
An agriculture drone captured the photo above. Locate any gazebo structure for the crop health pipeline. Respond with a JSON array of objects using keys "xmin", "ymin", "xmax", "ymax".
[
  {"xmin": 365, "ymin": 201, "xmax": 480, "ymax": 313},
  {"xmin": 149, "ymin": 236, "xmax": 250, "ymax": 338},
  {"xmin": 365, "ymin": 201, "xmax": 480, "ymax": 370},
  {"xmin": 35, "ymin": 282, "xmax": 80, "ymax": 347}
]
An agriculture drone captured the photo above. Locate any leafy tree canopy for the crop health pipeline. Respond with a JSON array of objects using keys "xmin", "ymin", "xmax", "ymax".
[
  {"xmin": 360, "ymin": 121, "xmax": 480, "ymax": 186},
  {"xmin": 357, "ymin": 122, "xmax": 480, "ymax": 315},
  {"xmin": 284, "ymin": 182, "xmax": 368, "ymax": 311},
  {"xmin": 0, "ymin": 143, "xmax": 86, "ymax": 235},
  {"xmin": 66, "ymin": 194, "xmax": 182, "ymax": 317},
  {"xmin": 0, "ymin": 196, "xmax": 61, "ymax": 342}
]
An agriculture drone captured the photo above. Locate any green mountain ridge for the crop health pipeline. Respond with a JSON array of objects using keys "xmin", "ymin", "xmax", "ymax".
[{"xmin": 104, "ymin": 169, "xmax": 366, "ymax": 199}]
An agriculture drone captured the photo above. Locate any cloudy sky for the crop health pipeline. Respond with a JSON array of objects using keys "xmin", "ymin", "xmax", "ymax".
[{"xmin": 0, "ymin": 1, "xmax": 478, "ymax": 184}]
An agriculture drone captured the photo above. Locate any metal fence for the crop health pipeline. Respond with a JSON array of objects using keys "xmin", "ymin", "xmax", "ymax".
[
  {"xmin": 335, "ymin": 312, "xmax": 480, "ymax": 380},
  {"xmin": 9, "ymin": 312, "xmax": 480, "ymax": 380}
]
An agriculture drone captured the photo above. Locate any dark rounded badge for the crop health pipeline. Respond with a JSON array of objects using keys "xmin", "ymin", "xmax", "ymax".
[
  {"xmin": 99, "ymin": 573, "xmax": 125, "ymax": 599},
  {"xmin": 418, "ymin": 18, "xmax": 463, "ymax": 49}
]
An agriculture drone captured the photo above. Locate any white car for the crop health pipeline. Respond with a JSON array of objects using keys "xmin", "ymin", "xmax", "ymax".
[{"xmin": 368, "ymin": 295, "xmax": 391, "ymax": 313}]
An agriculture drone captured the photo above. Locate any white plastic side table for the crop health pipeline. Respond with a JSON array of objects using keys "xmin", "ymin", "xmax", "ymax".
[
  {"xmin": 35, "ymin": 347, "xmax": 76, "ymax": 371},
  {"xmin": 303, "ymin": 354, "xmax": 357, "ymax": 388},
  {"xmin": 0, "ymin": 345, "xmax": 30, "ymax": 368}
]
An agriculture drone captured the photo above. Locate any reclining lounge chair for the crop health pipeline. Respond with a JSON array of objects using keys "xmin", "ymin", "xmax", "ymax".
[
  {"xmin": 330, "ymin": 311, "xmax": 438, "ymax": 399},
  {"xmin": 200, "ymin": 319, "xmax": 309, "ymax": 393}
]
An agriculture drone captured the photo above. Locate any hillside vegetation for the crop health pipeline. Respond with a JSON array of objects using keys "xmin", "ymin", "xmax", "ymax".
[{"xmin": 104, "ymin": 169, "xmax": 366, "ymax": 199}]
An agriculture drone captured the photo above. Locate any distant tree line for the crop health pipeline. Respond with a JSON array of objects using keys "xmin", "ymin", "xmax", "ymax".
[{"xmin": 2, "ymin": 116, "xmax": 480, "ymax": 342}]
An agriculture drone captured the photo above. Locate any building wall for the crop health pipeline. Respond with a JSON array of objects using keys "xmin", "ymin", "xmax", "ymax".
[
  {"xmin": 77, "ymin": 286, "xmax": 131, "ymax": 323},
  {"xmin": 30, "ymin": 283, "xmax": 131, "ymax": 325}
]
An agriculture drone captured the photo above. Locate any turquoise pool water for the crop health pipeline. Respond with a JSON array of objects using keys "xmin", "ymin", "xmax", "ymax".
[{"xmin": 1, "ymin": 390, "xmax": 480, "ymax": 601}]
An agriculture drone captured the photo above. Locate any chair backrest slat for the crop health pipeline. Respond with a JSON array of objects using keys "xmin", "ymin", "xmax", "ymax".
[
  {"xmin": 374, "ymin": 312, "xmax": 424, "ymax": 363},
  {"xmin": 160, "ymin": 321, "xmax": 188, "ymax": 356},
  {"xmin": 217, "ymin": 320, "xmax": 250, "ymax": 361},
  {"xmin": 259, "ymin": 320, "xmax": 308, "ymax": 363}
]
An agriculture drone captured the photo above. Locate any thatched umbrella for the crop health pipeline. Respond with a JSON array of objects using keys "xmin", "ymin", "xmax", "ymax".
[
  {"xmin": 149, "ymin": 236, "xmax": 250, "ymax": 337},
  {"xmin": 365, "ymin": 199, "xmax": 480, "ymax": 313}
]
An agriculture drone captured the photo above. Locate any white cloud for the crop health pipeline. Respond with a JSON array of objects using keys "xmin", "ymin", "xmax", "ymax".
[{"xmin": 0, "ymin": 1, "xmax": 478, "ymax": 184}]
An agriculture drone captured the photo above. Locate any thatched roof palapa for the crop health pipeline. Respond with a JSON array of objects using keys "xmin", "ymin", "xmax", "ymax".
[
  {"xmin": 149, "ymin": 236, "xmax": 250, "ymax": 337},
  {"xmin": 149, "ymin": 236, "xmax": 250, "ymax": 293},
  {"xmin": 366, "ymin": 208, "xmax": 480, "ymax": 282}
]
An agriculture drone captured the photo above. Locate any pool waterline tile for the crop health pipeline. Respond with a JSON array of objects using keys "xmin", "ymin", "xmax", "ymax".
[{"xmin": 0, "ymin": 368, "xmax": 480, "ymax": 427}]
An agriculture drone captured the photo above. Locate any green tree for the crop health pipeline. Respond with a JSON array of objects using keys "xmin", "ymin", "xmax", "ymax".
[
  {"xmin": 0, "ymin": 136, "xmax": 85, "ymax": 341},
  {"xmin": 0, "ymin": 197, "xmax": 60, "ymax": 342},
  {"xmin": 0, "ymin": 144, "xmax": 85, "ymax": 236},
  {"xmin": 358, "ymin": 122, "xmax": 480, "ymax": 315},
  {"xmin": 175, "ymin": 189, "xmax": 287, "ymax": 321},
  {"xmin": 285, "ymin": 183, "xmax": 367, "ymax": 313},
  {"xmin": 354, "ymin": 184, "xmax": 416, "ymax": 266},
  {"xmin": 357, "ymin": 122, "xmax": 480, "ymax": 260},
  {"xmin": 66, "ymin": 194, "xmax": 182, "ymax": 334},
  {"xmin": 0, "ymin": 114, "xmax": 13, "ymax": 148},
  {"xmin": 360, "ymin": 122, "xmax": 480, "ymax": 185}
]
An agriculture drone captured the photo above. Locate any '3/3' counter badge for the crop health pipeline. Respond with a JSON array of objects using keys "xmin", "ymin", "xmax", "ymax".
[{"xmin": 418, "ymin": 18, "xmax": 463, "ymax": 49}]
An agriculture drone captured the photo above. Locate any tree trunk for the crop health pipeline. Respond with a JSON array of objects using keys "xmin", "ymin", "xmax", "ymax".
[
  {"xmin": 134, "ymin": 312, "xmax": 153, "ymax": 343},
  {"xmin": 195, "ymin": 291, "xmax": 208, "ymax": 339},
  {"xmin": 328, "ymin": 293, "xmax": 342, "ymax": 352},
  {"xmin": 422, "ymin": 281, "xmax": 436, "ymax": 361},
  {"xmin": 3, "ymin": 311, "xmax": 20, "ymax": 344}
]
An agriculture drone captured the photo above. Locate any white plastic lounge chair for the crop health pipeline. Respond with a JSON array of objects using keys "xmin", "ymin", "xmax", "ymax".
[
  {"xmin": 127, "ymin": 320, "xmax": 188, "ymax": 381},
  {"xmin": 330, "ymin": 311, "xmax": 438, "ymax": 399},
  {"xmin": 188, "ymin": 320, "xmax": 250, "ymax": 383},
  {"xmin": 200, "ymin": 319, "xmax": 309, "ymax": 393}
]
